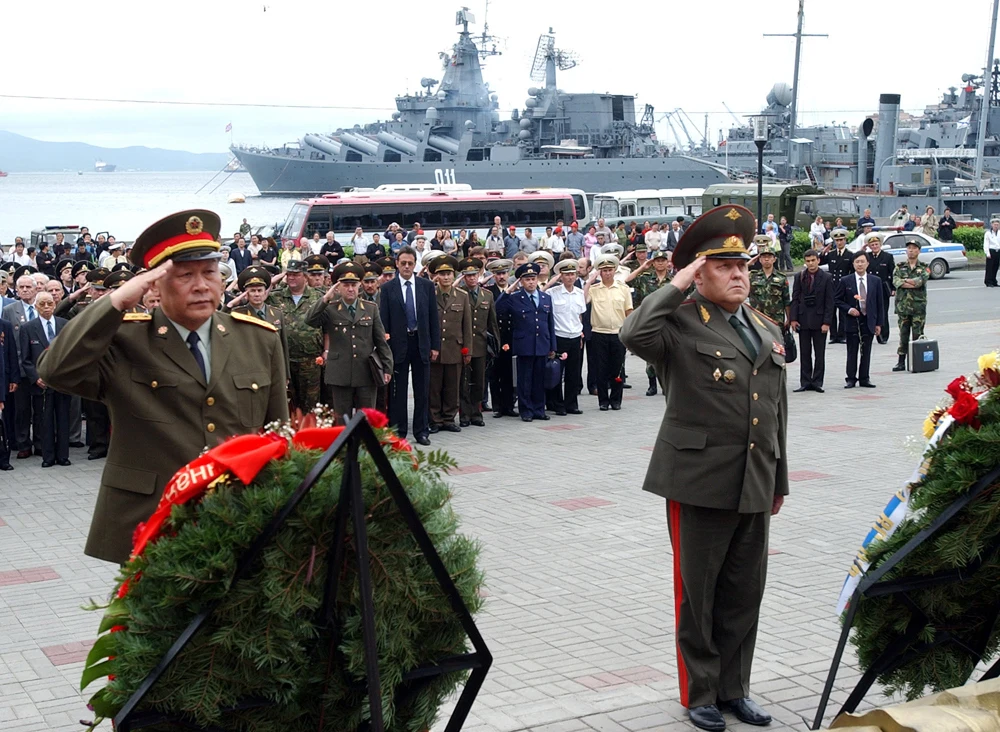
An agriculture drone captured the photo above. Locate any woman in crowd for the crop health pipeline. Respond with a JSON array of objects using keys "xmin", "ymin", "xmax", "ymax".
[{"xmin": 280, "ymin": 238, "xmax": 302, "ymax": 269}]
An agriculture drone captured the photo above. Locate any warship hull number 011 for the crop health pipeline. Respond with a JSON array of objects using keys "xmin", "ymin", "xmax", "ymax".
[{"xmin": 231, "ymin": 8, "xmax": 727, "ymax": 197}]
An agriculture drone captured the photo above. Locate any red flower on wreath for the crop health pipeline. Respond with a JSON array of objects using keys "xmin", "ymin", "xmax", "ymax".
[
  {"xmin": 945, "ymin": 375, "xmax": 969, "ymax": 399},
  {"xmin": 949, "ymin": 391, "xmax": 981, "ymax": 428},
  {"xmin": 361, "ymin": 408, "xmax": 389, "ymax": 429}
]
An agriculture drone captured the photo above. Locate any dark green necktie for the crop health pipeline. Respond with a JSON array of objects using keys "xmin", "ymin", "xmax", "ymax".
[
  {"xmin": 348, "ymin": 304, "xmax": 356, "ymax": 317},
  {"xmin": 729, "ymin": 315, "xmax": 758, "ymax": 359},
  {"xmin": 470, "ymin": 288, "xmax": 478, "ymax": 304}
]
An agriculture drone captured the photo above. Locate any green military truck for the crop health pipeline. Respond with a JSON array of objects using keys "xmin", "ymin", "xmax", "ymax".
[{"xmin": 702, "ymin": 183, "xmax": 859, "ymax": 231}]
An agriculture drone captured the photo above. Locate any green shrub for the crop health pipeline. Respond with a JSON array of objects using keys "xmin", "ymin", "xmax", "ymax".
[
  {"xmin": 791, "ymin": 231, "xmax": 814, "ymax": 260},
  {"xmin": 953, "ymin": 226, "xmax": 984, "ymax": 252}
]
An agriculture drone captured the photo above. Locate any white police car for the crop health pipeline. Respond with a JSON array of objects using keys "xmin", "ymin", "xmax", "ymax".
[{"xmin": 848, "ymin": 231, "xmax": 967, "ymax": 279}]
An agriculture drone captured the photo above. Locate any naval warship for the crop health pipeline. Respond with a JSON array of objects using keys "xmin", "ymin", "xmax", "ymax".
[{"xmin": 231, "ymin": 8, "xmax": 726, "ymax": 197}]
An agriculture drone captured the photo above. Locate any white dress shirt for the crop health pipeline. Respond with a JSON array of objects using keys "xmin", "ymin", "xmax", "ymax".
[
  {"xmin": 985, "ymin": 228, "xmax": 1000, "ymax": 255},
  {"xmin": 548, "ymin": 284, "xmax": 586, "ymax": 338}
]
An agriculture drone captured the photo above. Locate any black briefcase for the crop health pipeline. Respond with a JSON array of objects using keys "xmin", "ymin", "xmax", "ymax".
[
  {"xmin": 909, "ymin": 338, "xmax": 939, "ymax": 373},
  {"xmin": 782, "ymin": 328, "xmax": 797, "ymax": 364}
]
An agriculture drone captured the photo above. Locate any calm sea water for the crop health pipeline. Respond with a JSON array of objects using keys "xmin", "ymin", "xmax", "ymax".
[{"xmin": 0, "ymin": 172, "xmax": 299, "ymax": 245}]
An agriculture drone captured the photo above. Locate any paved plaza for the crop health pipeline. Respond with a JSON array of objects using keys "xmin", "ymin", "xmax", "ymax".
[{"xmin": 0, "ymin": 277, "xmax": 997, "ymax": 731}]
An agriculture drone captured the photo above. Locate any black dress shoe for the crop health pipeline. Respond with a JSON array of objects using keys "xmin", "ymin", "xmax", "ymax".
[
  {"xmin": 610, "ymin": 404, "xmax": 621, "ymax": 410},
  {"xmin": 567, "ymin": 408, "xmax": 582, "ymax": 415},
  {"xmin": 429, "ymin": 424, "xmax": 441, "ymax": 434},
  {"xmin": 57, "ymin": 459, "xmax": 72, "ymax": 466},
  {"xmin": 415, "ymin": 435, "xmax": 431, "ymax": 446},
  {"xmin": 814, "ymin": 386, "xmax": 825, "ymax": 393},
  {"xmin": 68, "ymin": 441, "xmax": 85, "ymax": 448},
  {"xmin": 859, "ymin": 381, "xmax": 877, "ymax": 388},
  {"xmin": 688, "ymin": 704, "xmax": 726, "ymax": 731},
  {"xmin": 16, "ymin": 450, "xmax": 31, "ymax": 460},
  {"xmin": 793, "ymin": 386, "xmax": 810, "ymax": 392},
  {"xmin": 536, "ymin": 414, "xmax": 550, "ymax": 420},
  {"xmin": 0, "ymin": 464, "xmax": 12, "ymax": 471},
  {"xmin": 442, "ymin": 423, "xmax": 461, "ymax": 432},
  {"xmin": 520, "ymin": 415, "xmax": 534, "ymax": 422},
  {"xmin": 493, "ymin": 411, "xmax": 504, "ymax": 418},
  {"xmin": 504, "ymin": 410, "xmax": 520, "ymax": 417},
  {"xmin": 555, "ymin": 410, "xmax": 567, "ymax": 416},
  {"xmin": 844, "ymin": 382, "xmax": 856, "ymax": 389},
  {"xmin": 622, "ymin": 382, "xmax": 632, "ymax": 389},
  {"xmin": 88, "ymin": 451, "xmax": 107, "ymax": 460},
  {"xmin": 719, "ymin": 697, "xmax": 771, "ymax": 726},
  {"xmin": 471, "ymin": 419, "xmax": 486, "ymax": 427},
  {"xmin": 599, "ymin": 404, "xmax": 610, "ymax": 411},
  {"xmin": 459, "ymin": 420, "xmax": 471, "ymax": 427},
  {"xmin": 41, "ymin": 461, "xmax": 55, "ymax": 468}
]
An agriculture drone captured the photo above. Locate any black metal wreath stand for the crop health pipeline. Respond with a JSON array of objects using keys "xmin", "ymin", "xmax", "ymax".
[
  {"xmin": 113, "ymin": 412, "xmax": 492, "ymax": 732},
  {"xmin": 810, "ymin": 464, "xmax": 1000, "ymax": 730}
]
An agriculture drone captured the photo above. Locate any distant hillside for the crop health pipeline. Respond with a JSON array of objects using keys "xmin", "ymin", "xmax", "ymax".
[{"xmin": 0, "ymin": 131, "xmax": 230, "ymax": 172}]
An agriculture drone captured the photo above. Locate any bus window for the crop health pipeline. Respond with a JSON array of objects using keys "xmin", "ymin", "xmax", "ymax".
[
  {"xmin": 712, "ymin": 197, "xmax": 722, "ymax": 206},
  {"xmin": 303, "ymin": 205, "xmax": 334, "ymax": 239},
  {"xmin": 620, "ymin": 203, "xmax": 636, "ymax": 217},
  {"xmin": 800, "ymin": 200, "xmax": 814, "ymax": 216},
  {"xmin": 595, "ymin": 199, "xmax": 618, "ymax": 219},
  {"xmin": 570, "ymin": 193, "xmax": 586, "ymax": 222},
  {"xmin": 662, "ymin": 197, "xmax": 684, "ymax": 215},
  {"xmin": 638, "ymin": 198, "xmax": 662, "ymax": 216},
  {"xmin": 282, "ymin": 204, "xmax": 309, "ymax": 240}
]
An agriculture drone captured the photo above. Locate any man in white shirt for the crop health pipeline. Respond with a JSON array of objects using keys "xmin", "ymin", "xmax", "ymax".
[
  {"xmin": 644, "ymin": 223, "xmax": 663, "ymax": 252},
  {"xmin": 544, "ymin": 258, "xmax": 587, "ymax": 415},
  {"xmin": 985, "ymin": 219, "xmax": 1000, "ymax": 287},
  {"xmin": 549, "ymin": 226, "xmax": 566, "ymax": 254},
  {"xmin": 9, "ymin": 241, "xmax": 32, "ymax": 266},
  {"xmin": 349, "ymin": 227, "xmax": 370, "ymax": 258}
]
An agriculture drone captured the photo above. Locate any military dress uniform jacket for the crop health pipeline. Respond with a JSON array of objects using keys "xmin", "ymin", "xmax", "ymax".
[
  {"xmin": 266, "ymin": 285, "xmax": 324, "ymax": 360},
  {"xmin": 304, "ymin": 297, "xmax": 393, "ymax": 387},
  {"xmin": 619, "ymin": 284, "xmax": 789, "ymax": 513},
  {"xmin": 229, "ymin": 303, "xmax": 290, "ymax": 374},
  {"xmin": 820, "ymin": 246, "xmax": 854, "ymax": 283},
  {"xmin": 495, "ymin": 289, "xmax": 557, "ymax": 357},
  {"xmin": 435, "ymin": 288, "xmax": 473, "ymax": 365},
  {"xmin": 37, "ymin": 296, "xmax": 289, "ymax": 564},
  {"xmin": 457, "ymin": 284, "xmax": 500, "ymax": 358}
]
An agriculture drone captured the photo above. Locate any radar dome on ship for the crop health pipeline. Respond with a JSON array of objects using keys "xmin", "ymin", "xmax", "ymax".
[
  {"xmin": 491, "ymin": 111, "xmax": 500, "ymax": 124},
  {"xmin": 391, "ymin": 112, "xmax": 401, "ymax": 120},
  {"xmin": 437, "ymin": 91, "xmax": 447, "ymax": 101},
  {"xmin": 519, "ymin": 118, "xmax": 532, "ymax": 129},
  {"xmin": 465, "ymin": 120, "xmax": 475, "ymax": 129},
  {"xmin": 525, "ymin": 98, "xmax": 538, "ymax": 108},
  {"xmin": 767, "ymin": 82, "xmax": 793, "ymax": 108},
  {"xmin": 426, "ymin": 107, "xmax": 439, "ymax": 122},
  {"xmin": 420, "ymin": 77, "xmax": 437, "ymax": 88},
  {"xmin": 527, "ymin": 87, "xmax": 540, "ymax": 96},
  {"xmin": 518, "ymin": 130, "xmax": 532, "ymax": 140}
]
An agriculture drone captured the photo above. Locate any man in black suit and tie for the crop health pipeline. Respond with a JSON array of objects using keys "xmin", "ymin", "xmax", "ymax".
[
  {"xmin": 837, "ymin": 250, "xmax": 886, "ymax": 389},
  {"xmin": 789, "ymin": 249, "xmax": 835, "ymax": 393},
  {"xmin": 230, "ymin": 237, "xmax": 254, "ymax": 275},
  {"xmin": 379, "ymin": 246, "xmax": 441, "ymax": 446},
  {"xmin": 18, "ymin": 291, "xmax": 70, "ymax": 467},
  {"xmin": 2, "ymin": 271, "xmax": 42, "ymax": 458}
]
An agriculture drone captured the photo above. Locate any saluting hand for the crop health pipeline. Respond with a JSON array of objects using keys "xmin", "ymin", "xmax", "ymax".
[
  {"xmin": 669, "ymin": 256, "xmax": 707, "ymax": 292},
  {"xmin": 110, "ymin": 261, "xmax": 173, "ymax": 312},
  {"xmin": 322, "ymin": 284, "xmax": 339, "ymax": 303},
  {"xmin": 69, "ymin": 283, "xmax": 91, "ymax": 302}
]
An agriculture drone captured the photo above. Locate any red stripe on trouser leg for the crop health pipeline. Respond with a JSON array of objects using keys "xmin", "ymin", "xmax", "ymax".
[{"xmin": 669, "ymin": 500, "xmax": 690, "ymax": 708}]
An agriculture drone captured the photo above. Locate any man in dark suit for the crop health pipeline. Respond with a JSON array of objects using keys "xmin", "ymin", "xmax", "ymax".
[
  {"xmin": 789, "ymin": 249, "xmax": 835, "ymax": 393},
  {"xmin": 230, "ymin": 238, "xmax": 253, "ymax": 274},
  {"xmin": 0, "ymin": 315, "xmax": 17, "ymax": 470},
  {"xmin": 485, "ymin": 258, "xmax": 518, "ymax": 418},
  {"xmin": 819, "ymin": 229, "xmax": 853, "ymax": 343},
  {"xmin": 495, "ymin": 262, "xmax": 557, "ymax": 422},
  {"xmin": 620, "ymin": 205, "xmax": 786, "ymax": 731},
  {"xmin": 837, "ymin": 250, "xmax": 885, "ymax": 389},
  {"xmin": 379, "ymin": 245, "xmax": 441, "ymax": 446},
  {"xmin": 2, "ymin": 270, "xmax": 41, "ymax": 458},
  {"xmin": 862, "ymin": 234, "xmax": 895, "ymax": 344},
  {"xmin": 18, "ymin": 291, "xmax": 71, "ymax": 467}
]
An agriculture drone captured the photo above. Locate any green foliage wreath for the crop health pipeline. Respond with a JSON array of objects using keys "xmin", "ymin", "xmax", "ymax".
[{"xmin": 81, "ymin": 424, "xmax": 484, "ymax": 731}]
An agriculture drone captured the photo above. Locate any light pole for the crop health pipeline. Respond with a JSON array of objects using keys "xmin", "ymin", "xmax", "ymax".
[{"xmin": 753, "ymin": 116, "xmax": 769, "ymax": 231}]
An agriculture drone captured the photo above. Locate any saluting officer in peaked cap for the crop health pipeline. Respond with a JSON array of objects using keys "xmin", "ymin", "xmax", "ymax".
[
  {"xmin": 303, "ymin": 254, "xmax": 331, "ymax": 272},
  {"xmin": 619, "ymin": 204, "xmax": 786, "ymax": 730},
  {"xmin": 71, "ymin": 261, "xmax": 92, "ymax": 279},
  {"xmin": 128, "ymin": 209, "xmax": 222, "ymax": 269},
  {"xmin": 85, "ymin": 267, "xmax": 111, "ymax": 290},
  {"xmin": 103, "ymin": 269, "xmax": 135, "ymax": 290},
  {"xmin": 457, "ymin": 257, "xmax": 483, "ymax": 275},
  {"xmin": 363, "ymin": 263, "xmax": 381, "ymax": 281},
  {"xmin": 427, "ymin": 254, "xmax": 459, "ymax": 276},
  {"xmin": 553, "ymin": 258, "xmax": 578, "ymax": 276},
  {"xmin": 237, "ymin": 265, "xmax": 272, "ymax": 292},
  {"xmin": 331, "ymin": 261, "xmax": 364, "ymax": 284},
  {"xmin": 514, "ymin": 261, "xmax": 541, "ymax": 279}
]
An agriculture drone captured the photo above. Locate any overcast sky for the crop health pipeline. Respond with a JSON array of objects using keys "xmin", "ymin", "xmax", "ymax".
[{"xmin": 2, "ymin": 0, "xmax": 997, "ymax": 154}]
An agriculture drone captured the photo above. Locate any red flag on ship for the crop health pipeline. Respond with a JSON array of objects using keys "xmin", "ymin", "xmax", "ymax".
[{"xmin": 225, "ymin": 122, "xmax": 233, "ymax": 133}]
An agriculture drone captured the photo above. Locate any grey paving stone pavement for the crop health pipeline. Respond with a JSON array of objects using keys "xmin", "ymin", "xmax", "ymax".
[{"xmin": 1, "ymin": 313, "xmax": 997, "ymax": 731}]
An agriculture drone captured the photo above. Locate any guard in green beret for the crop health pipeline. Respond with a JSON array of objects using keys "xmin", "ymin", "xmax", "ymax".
[
  {"xmin": 38, "ymin": 208, "xmax": 288, "ymax": 565},
  {"xmin": 267, "ymin": 258, "xmax": 323, "ymax": 414},
  {"xmin": 303, "ymin": 254, "xmax": 331, "ymax": 290},
  {"xmin": 891, "ymin": 237, "xmax": 930, "ymax": 372},
  {"xmin": 228, "ymin": 266, "xmax": 289, "ymax": 374},
  {"xmin": 456, "ymin": 256, "xmax": 499, "ymax": 426},
  {"xmin": 619, "ymin": 204, "xmax": 787, "ymax": 731},
  {"xmin": 305, "ymin": 261, "xmax": 392, "ymax": 420},
  {"xmin": 428, "ymin": 255, "xmax": 472, "ymax": 432},
  {"xmin": 624, "ymin": 249, "xmax": 674, "ymax": 395},
  {"xmin": 748, "ymin": 243, "xmax": 790, "ymax": 327}
]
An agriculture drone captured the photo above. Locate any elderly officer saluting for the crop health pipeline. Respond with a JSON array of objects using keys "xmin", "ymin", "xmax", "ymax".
[
  {"xmin": 38, "ymin": 209, "xmax": 288, "ymax": 565},
  {"xmin": 227, "ymin": 265, "xmax": 289, "ymax": 371},
  {"xmin": 620, "ymin": 204, "xmax": 787, "ymax": 731},
  {"xmin": 305, "ymin": 261, "xmax": 392, "ymax": 420}
]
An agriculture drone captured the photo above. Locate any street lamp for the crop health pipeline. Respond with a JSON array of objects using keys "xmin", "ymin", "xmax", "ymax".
[{"xmin": 752, "ymin": 115, "xmax": 769, "ymax": 231}]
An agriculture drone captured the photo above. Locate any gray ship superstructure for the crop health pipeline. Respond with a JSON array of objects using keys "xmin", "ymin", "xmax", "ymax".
[{"xmin": 231, "ymin": 8, "xmax": 726, "ymax": 196}]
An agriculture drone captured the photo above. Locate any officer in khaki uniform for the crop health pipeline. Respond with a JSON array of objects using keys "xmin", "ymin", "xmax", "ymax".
[
  {"xmin": 620, "ymin": 204, "xmax": 787, "ymax": 732},
  {"xmin": 38, "ymin": 209, "xmax": 288, "ymax": 565},
  {"xmin": 428, "ymin": 255, "xmax": 472, "ymax": 432},
  {"xmin": 305, "ymin": 262, "xmax": 392, "ymax": 419},
  {"xmin": 456, "ymin": 257, "xmax": 500, "ymax": 427},
  {"xmin": 228, "ymin": 265, "xmax": 290, "ymax": 374}
]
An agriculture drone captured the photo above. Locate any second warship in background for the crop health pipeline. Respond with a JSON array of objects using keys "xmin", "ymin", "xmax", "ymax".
[{"xmin": 231, "ymin": 8, "xmax": 726, "ymax": 197}]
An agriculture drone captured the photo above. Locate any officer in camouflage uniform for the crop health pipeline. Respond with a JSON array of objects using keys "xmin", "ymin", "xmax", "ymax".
[
  {"xmin": 891, "ymin": 237, "xmax": 930, "ymax": 372},
  {"xmin": 625, "ymin": 250, "xmax": 673, "ymax": 395},
  {"xmin": 748, "ymin": 241, "xmax": 790, "ymax": 326},
  {"xmin": 267, "ymin": 259, "xmax": 323, "ymax": 412}
]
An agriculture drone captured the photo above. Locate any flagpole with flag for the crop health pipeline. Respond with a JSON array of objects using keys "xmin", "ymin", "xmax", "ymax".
[{"xmin": 226, "ymin": 122, "xmax": 233, "ymax": 145}]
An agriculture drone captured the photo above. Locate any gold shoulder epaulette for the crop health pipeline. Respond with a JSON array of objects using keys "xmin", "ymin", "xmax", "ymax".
[
  {"xmin": 230, "ymin": 311, "xmax": 278, "ymax": 331},
  {"xmin": 747, "ymin": 305, "xmax": 779, "ymax": 327},
  {"xmin": 123, "ymin": 312, "xmax": 152, "ymax": 321}
]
